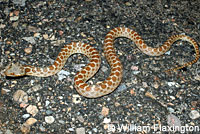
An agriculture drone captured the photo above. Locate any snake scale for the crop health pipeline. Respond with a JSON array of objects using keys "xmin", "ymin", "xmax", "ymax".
[{"xmin": 4, "ymin": 27, "xmax": 199, "ymax": 98}]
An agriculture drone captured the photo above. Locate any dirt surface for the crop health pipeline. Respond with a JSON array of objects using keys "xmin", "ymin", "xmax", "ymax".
[{"xmin": 0, "ymin": 0, "xmax": 200, "ymax": 133}]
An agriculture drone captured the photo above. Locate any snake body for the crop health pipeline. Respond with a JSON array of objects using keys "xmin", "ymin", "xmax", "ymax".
[{"xmin": 4, "ymin": 27, "xmax": 199, "ymax": 98}]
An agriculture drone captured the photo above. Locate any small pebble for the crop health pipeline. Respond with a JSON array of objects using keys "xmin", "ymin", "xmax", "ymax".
[
  {"xmin": 167, "ymin": 114, "xmax": 181, "ymax": 131},
  {"xmin": 20, "ymin": 103, "xmax": 29, "ymax": 108},
  {"xmin": 76, "ymin": 127, "xmax": 85, "ymax": 134},
  {"xmin": 167, "ymin": 82, "xmax": 180, "ymax": 87},
  {"xmin": 101, "ymin": 66, "xmax": 108, "ymax": 72},
  {"xmin": 125, "ymin": 2, "xmax": 132, "ymax": 6},
  {"xmin": 10, "ymin": 16, "xmax": 19, "ymax": 21},
  {"xmin": 117, "ymin": 84, "xmax": 127, "ymax": 92},
  {"xmin": 24, "ymin": 117, "xmax": 37, "ymax": 126},
  {"xmin": 165, "ymin": 51, "xmax": 171, "ymax": 55},
  {"xmin": 80, "ymin": 32, "xmax": 86, "ymax": 37},
  {"xmin": 36, "ymin": 96, "xmax": 40, "ymax": 101},
  {"xmin": 92, "ymin": 128, "xmax": 97, "ymax": 132},
  {"xmin": 189, "ymin": 110, "xmax": 200, "ymax": 119},
  {"xmin": 58, "ymin": 96, "xmax": 63, "ymax": 100},
  {"xmin": 74, "ymin": 64, "xmax": 85, "ymax": 71},
  {"xmin": 191, "ymin": 101, "xmax": 198, "ymax": 107},
  {"xmin": 31, "ymin": 84, "xmax": 42, "ymax": 92},
  {"xmin": 137, "ymin": 104, "xmax": 142, "ymax": 107},
  {"xmin": 103, "ymin": 117, "xmax": 111, "ymax": 123},
  {"xmin": 1, "ymin": 88, "xmax": 11, "ymax": 95},
  {"xmin": 72, "ymin": 94, "xmax": 81, "ymax": 104},
  {"xmin": 20, "ymin": 125, "xmax": 30, "ymax": 134},
  {"xmin": 22, "ymin": 114, "xmax": 30, "ymax": 119},
  {"xmin": 28, "ymin": 26, "xmax": 39, "ymax": 33},
  {"xmin": 169, "ymin": 96, "xmax": 176, "ymax": 100},
  {"xmin": 68, "ymin": 128, "xmax": 74, "ymax": 131},
  {"xmin": 130, "ymin": 88, "xmax": 136, "ymax": 96},
  {"xmin": 139, "ymin": 88, "xmax": 145, "ymax": 92},
  {"xmin": 167, "ymin": 82, "xmax": 176, "ymax": 86},
  {"xmin": 101, "ymin": 107, "xmax": 109, "ymax": 116},
  {"xmin": 58, "ymin": 120, "xmax": 65, "ymax": 124},
  {"xmin": 58, "ymin": 30, "xmax": 64, "ymax": 36},
  {"xmin": 77, "ymin": 116, "xmax": 84, "ymax": 123},
  {"xmin": 24, "ymin": 46, "xmax": 32, "ymax": 54},
  {"xmin": 153, "ymin": 82, "xmax": 159, "ymax": 89},
  {"xmin": 50, "ymin": 35, "xmax": 55, "ymax": 40},
  {"xmin": 13, "ymin": 90, "xmax": 28, "ymax": 104},
  {"xmin": 21, "ymin": 118, "xmax": 37, "ymax": 133},
  {"xmin": 114, "ymin": 102, "xmax": 120, "ymax": 107},
  {"xmin": 145, "ymin": 92, "xmax": 156, "ymax": 100},
  {"xmin": 167, "ymin": 107, "xmax": 175, "ymax": 113},
  {"xmin": 131, "ymin": 65, "xmax": 139, "ymax": 71},
  {"xmin": 46, "ymin": 110, "xmax": 53, "ymax": 115},
  {"xmin": 26, "ymin": 105, "xmax": 38, "ymax": 116},
  {"xmin": 12, "ymin": 0, "xmax": 26, "ymax": 6},
  {"xmin": 43, "ymin": 34, "xmax": 49, "ymax": 39},
  {"xmin": 45, "ymin": 116, "xmax": 55, "ymax": 124},
  {"xmin": 57, "ymin": 70, "xmax": 70, "ymax": 81},
  {"xmin": 45, "ymin": 101, "xmax": 50, "ymax": 107},
  {"xmin": 0, "ymin": 24, "xmax": 6, "ymax": 28},
  {"xmin": 22, "ymin": 37, "xmax": 36, "ymax": 44},
  {"xmin": 34, "ymin": 33, "xmax": 41, "ymax": 37},
  {"xmin": 132, "ymin": 70, "xmax": 140, "ymax": 74},
  {"xmin": 39, "ymin": 125, "xmax": 46, "ymax": 132},
  {"xmin": 194, "ymin": 75, "xmax": 200, "ymax": 81},
  {"xmin": 142, "ymin": 82, "xmax": 148, "ymax": 88}
]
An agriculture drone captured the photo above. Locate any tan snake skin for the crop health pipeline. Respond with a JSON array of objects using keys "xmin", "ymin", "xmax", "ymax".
[{"xmin": 4, "ymin": 27, "xmax": 199, "ymax": 98}]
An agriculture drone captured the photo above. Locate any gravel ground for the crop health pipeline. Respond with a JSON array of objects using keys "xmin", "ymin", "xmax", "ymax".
[{"xmin": 0, "ymin": 0, "xmax": 200, "ymax": 134}]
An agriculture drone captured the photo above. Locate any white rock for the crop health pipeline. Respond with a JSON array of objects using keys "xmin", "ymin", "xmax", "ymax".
[
  {"xmin": 76, "ymin": 127, "xmax": 85, "ymax": 134},
  {"xmin": 45, "ymin": 101, "xmax": 50, "ymax": 107},
  {"xmin": 72, "ymin": 94, "xmax": 81, "ymax": 104},
  {"xmin": 57, "ymin": 70, "xmax": 70, "ymax": 80},
  {"xmin": 103, "ymin": 117, "xmax": 111, "ymax": 123},
  {"xmin": 167, "ymin": 82, "xmax": 176, "ymax": 86},
  {"xmin": 13, "ymin": 90, "xmax": 28, "ymax": 104},
  {"xmin": 10, "ymin": 16, "xmax": 19, "ymax": 21},
  {"xmin": 22, "ymin": 37, "xmax": 36, "ymax": 44},
  {"xmin": 194, "ymin": 75, "xmax": 200, "ymax": 81},
  {"xmin": 167, "ymin": 82, "xmax": 180, "ymax": 87},
  {"xmin": 45, "ymin": 116, "xmax": 55, "ymax": 124},
  {"xmin": 68, "ymin": 128, "xmax": 74, "ymax": 131},
  {"xmin": 165, "ymin": 51, "xmax": 171, "ymax": 55},
  {"xmin": 22, "ymin": 114, "xmax": 30, "ymax": 119},
  {"xmin": 189, "ymin": 110, "xmax": 200, "ymax": 119},
  {"xmin": 167, "ymin": 114, "xmax": 181, "ymax": 131},
  {"xmin": 74, "ymin": 64, "xmax": 85, "ymax": 71},
  {"xmin": 26, "ymin": 105, "xmax": 38, "ymax": 116},
  {"xmin": 169, "ymin": 96, "xmax": 176, "ymax": 100}
]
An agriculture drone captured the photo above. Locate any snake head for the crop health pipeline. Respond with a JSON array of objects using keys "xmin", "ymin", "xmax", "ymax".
[{"xmin": 4, "ymin": 63, "xmax": 26, "ymax": 77}]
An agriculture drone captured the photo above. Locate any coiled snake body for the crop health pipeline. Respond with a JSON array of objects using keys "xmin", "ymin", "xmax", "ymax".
[{"xmin": 4, "ymin": 27, "xmax": 199, "ymax": 98}]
